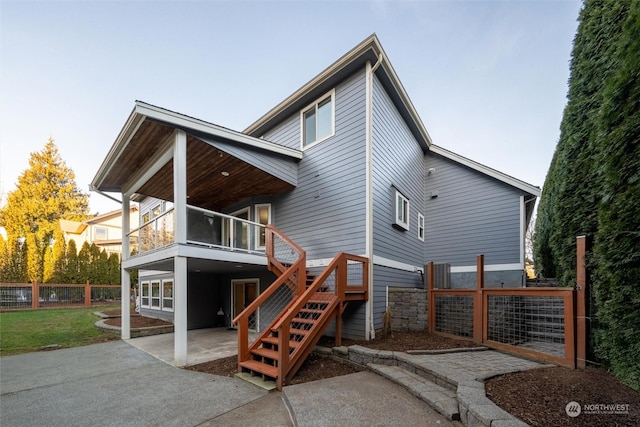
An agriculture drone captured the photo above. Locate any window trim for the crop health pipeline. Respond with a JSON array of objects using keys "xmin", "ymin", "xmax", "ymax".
[
  {"xmin": 395, "ymin": 190, "xmax": 410, "ymax": 231},
  {"xmin": 150, "ymin": 280, "xmax": 161, "ymax": 309},
  {"xmin": 140, "ymin": 281, "xmax": 150, "ymax": 308},
  {"xmin": 94, "ymin": 226, "xmax": 108, "ymax": 241},
  {"xmin": 161, "ymin": 279, "xmax": 174, "ymax": 312},
  {"xmin": 254, "ymin": 204, "xmax": 272, "ymax": 250},
  {"xmin": 417, "ymin": 212, "xmax": 425, "ymax": 241},
  {"xmin": 300, "ymin": 90, "xmax": 335, "ymax": 150}
]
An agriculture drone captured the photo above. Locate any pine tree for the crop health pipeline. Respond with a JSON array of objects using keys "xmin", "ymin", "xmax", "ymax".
[
  {"xmin": 0, "ymin": 138, "xmax": 89, "ymax": 282},
  {"xmin": 65, "ymin": 239, "xmax": 79, "ymax": 283},
  {"xmin": 107, "ymin": 253, "xmax": 121, "ymax": 285},
  {"xmin": 0, "ymin": 235, "xmax": 9, "ymax": 281}
]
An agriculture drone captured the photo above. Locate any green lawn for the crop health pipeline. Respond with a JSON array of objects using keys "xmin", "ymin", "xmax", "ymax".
[{"xmin": 0, "ymin": 306, "xmax": 120, "ymax": 356}]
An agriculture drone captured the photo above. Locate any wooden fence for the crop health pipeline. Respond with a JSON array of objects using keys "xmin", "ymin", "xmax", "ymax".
[
  {"xmin": 0, "ymin": 282, "xmax": 122, "ymax": 311},
  {"xmin": 428, "ymin": 237, "xmax": 588, "ymax": 369}
]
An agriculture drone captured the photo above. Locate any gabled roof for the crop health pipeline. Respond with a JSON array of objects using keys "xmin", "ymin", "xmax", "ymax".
[
  {"xmin": 244, "ymin": 34, "xmax": 540, "ymax": 198},
  {"xmin": 91, "ymin": 101, "xmax": 302, "ymax": 194},
  {"xmin": 59, "ymin": 219, "xmax": 87, "ymax": 235}
]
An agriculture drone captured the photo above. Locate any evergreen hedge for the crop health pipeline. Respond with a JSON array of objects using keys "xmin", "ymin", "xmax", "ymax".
[{"xmin": 535, "ymin": 0, "xmax": 639, "ymax": 390}]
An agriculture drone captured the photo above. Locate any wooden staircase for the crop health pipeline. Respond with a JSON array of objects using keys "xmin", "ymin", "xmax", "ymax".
[{"xmin": 232, "ymin": 225, "xmax": 368, "ymax": 390}]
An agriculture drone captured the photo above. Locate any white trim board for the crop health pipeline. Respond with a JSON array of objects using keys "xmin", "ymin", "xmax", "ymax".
[{"xmin": 450, "ymin": 263, "xmax": 524, "ymax": 273}]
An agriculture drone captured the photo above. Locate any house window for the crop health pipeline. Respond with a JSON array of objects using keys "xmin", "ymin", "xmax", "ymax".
[
  {"xmin": 151, "ymin": 281, "xmax": 161, "ymax": 308},
  {"xmin": 151, "ymin": 204, "xmax": 161, "ymax": 219},
  {"xmin": 301, "ymin": 91, "xmax": 334, "ymax": 148},
  {"xmin": 255, "ymin": 204, "xmax": 271, "ymax": 250},
  {"xmin": 395, "ymin": 190, "xmax": 409, "ymax": 230},
  {"xmin": 142, "ymin": 212, "xmax": 150, "ymax": 224},
  {"xmin": 418, "ymin": 213, "xmax": 425, "ymax": 241},
  {"xmin": 162, "ymin": 280, "xmax": 173, "ymax": 311},
  {"xmin": 141, "ymin": 282, "xmax": 150, "ymax": 308},
  {"xmin": 94, "ymin": 227, "xmax": 108, "ymax": 241}
]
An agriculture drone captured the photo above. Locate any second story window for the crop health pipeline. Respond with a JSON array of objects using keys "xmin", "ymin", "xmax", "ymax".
[
  {"xmin": 395, "ymin": 190, "xmax": 409, "ymax": 231},
  {"xmin": 301, "ymin": 91, "xmax": 334, "ymax": 148}
]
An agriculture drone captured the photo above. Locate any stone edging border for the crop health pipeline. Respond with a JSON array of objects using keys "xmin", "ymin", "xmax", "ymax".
[
  {"xmin": 322, "ymin": 344, "xmax": 533, "ymax": 427},
  {"xmin": 93, "ymin": 314, "xmax": 174, "ymax": 338}
]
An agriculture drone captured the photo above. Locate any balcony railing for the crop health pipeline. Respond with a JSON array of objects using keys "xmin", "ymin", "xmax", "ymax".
[{"xmin": 127, "ymin": 205, "xmax": 267, "ymax": 257}]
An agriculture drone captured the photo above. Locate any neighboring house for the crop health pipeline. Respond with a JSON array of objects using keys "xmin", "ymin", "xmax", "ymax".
[
  {"xmin": 91, "ymin": 35, "xmax": 539, "ymax": 381},
  {"xmin": 59, "ymin": 207, "xmax": 139, "ymax": 256}
]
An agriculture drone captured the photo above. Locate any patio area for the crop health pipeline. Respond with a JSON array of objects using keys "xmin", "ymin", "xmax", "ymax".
[{"xmin": 126, "ymin": 327, "xmax": 258, "ymax": 366}]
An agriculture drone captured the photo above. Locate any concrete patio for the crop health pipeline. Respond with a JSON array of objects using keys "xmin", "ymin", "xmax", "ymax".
[{"xmin": 126, "ymin": 327, "xmax": 258, "ymax": 366}]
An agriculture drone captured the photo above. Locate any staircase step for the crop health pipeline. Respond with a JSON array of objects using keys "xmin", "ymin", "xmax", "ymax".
[
  {"xmin": 292, "ymin": 317, "xmax": 316, "ymax": 325},
  {"xmin": 299, "ymin": 308, "xmax": 324, "ymax": 315},
  {"xmin": 368, "ymin": 363, "xmax": 460, "ymax": 421},
  {"xmin": 240, "ymin": 359, "xmax": 278, "ymax": 379},
  {"xmin": 251, "ymin": 347, "xmax": 279, "ymax": 361},
  {"xmin": 262, "ymin": 336, "xmax": 302, "ymax": 348}
]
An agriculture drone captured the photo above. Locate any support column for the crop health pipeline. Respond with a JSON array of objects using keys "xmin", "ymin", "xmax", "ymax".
[
  {"xmin": 173, "ymin": 129, "xmax": 188, "ymax": 366},
  {"xmin": 121, "ymin": 195, "xmax": 131, "ymax": 340},
  {"xmin": 174, "ymin": 255, "xmax": 188, "ymax": 366},
  {"xmin": 174, "ymin": 130, "xmax": 187, "ymax": 244}
]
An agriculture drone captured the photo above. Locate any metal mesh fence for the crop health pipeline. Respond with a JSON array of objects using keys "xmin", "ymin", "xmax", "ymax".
[
  {"xmin": 434, "ymin": 294, "xmax": 474, "ymax": 338},
  {"xmin": 272, "ymin": 233, "xmax": 300, "ymax": 265},
  {"xmin": 0, "ymin": 285, "xmax": 33, "ymax": 310},
  {"xmin": 346, "ymin": 260, "xmax": 364, "ymax": 288},
  {"xmin": 251, "ymin": 277, "xmax": 295, "ymax": 332},
  {"xmin": 487, "ymin": 295, "xmax": 565, "ymax": 358},
  {"xmin": 0, "ymin": 284, "xmax": 121, "ymax": 311}
]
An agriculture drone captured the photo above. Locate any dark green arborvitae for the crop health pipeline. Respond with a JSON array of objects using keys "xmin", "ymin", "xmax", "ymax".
[
  {"xmin": 537, "ymin": 0, "xmax": 631, "ymax": 286},
  {"xmin": 536, "ymin": 0, "xmax": 639, "ymax": 390},
  {"xmin": 592, "ymin": 0, "xmax": 640, "ymax": 391}
]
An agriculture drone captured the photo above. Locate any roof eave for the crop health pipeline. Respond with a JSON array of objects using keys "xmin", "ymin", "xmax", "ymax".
[
  {"xmin": 92, "ymin": 101, "xmax": 303, "ymax": 191},
  {"xmin": 430, "ymin": 144, "xmax": 541, "ymax": 197},
  {"xmin": 91, "ymin": 106, "xmax": 145, "ymax": 191}
]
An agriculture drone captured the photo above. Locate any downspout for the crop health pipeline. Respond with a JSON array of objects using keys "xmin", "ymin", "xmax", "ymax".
[{"xmin": 365, "ymin": 53, "xmax": 383, "ymax": 340}]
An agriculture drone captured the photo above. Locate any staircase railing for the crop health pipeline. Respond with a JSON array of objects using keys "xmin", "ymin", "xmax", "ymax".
[
  {"xmin": 272, "ymin": 252, "xmax": 369, "ymax": 386},
  {"xmin": 232, "ymin": 226, "xmax": 306, "ymax": 367}
]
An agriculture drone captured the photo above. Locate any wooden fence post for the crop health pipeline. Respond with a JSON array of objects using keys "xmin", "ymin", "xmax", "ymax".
[
  {"xmin": 427, "ymin": 262, "xmax": 435, "ymax": 333},
  {"xmin": 32, "ymin": 283, "xmax": 39, "ymax": 309},
  {"xmin": 474, "ymin": 255, "xmax": 484, "ymax": 344},
  {"xmin": 84, "ymin": 282, "xmax": 91, "ymax": 307},
  {"xmin": 576, "ymin": 236, "xmax": 588, "ymax": 369}
]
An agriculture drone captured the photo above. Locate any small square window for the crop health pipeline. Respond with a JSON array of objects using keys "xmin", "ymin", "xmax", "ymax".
[
  {"xmin": 418, "ymin": 213, "xmax": 425, "ymax": 241},
  {"xmin": 301, "ymin": 91, "xmax": 335, "ymax": 148},
  {"xmin": 94, "ymin": 227, "xmax": 108, "ymax": 241},
  {"xmin": 395, "ymin": 190, "xmax": 409, "ymax": 230}
]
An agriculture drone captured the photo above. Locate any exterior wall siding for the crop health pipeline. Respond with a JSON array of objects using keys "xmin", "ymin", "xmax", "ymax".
[
  {"xmin": 424, "ymin": 153, "xmax": 524, "ymax": 268},
  {"xmin": 268, "ymin": 69, "xmax": 368, "ymax": 260},
  {"xmin": 197, "ymin": 136, "xmax": 298, "ymax": 186},
  {"xmin": 371, "ymin": 75, "xmax": 426, "ymax": 270}
]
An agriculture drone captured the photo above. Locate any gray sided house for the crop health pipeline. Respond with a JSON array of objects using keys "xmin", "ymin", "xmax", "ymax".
[{"xmin": 91, "ymin": 34, "xmax": 539, "ymax": 373}]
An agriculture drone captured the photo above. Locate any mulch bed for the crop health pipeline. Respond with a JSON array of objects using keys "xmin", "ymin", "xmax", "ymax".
[
  {"xmin": 102, "ymin": 309, "xmax": 173, "ymax": 328},
  {"xmin": 102, "ymin": 313, "xmax": 173, "ymax": 328},
  {"xmin": 486, "ymin": 366, "xmax": 640, "ymax": 426},
  {"xmin": 187, "ymin": 330, "xmax": 639, "ymax": 426}
]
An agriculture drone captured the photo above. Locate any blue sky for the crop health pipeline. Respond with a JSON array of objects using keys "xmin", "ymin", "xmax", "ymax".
[{"xmin": 0, "ymin": 0, "xmax": 582, "ymax": 215}]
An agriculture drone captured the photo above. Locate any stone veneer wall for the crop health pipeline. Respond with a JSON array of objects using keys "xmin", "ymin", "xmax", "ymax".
[{"xmin": 387, "ymin": 287, "xmax": 427, "ymax": 331}]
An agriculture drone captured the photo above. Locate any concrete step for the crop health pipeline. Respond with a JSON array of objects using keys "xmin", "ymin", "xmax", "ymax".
[{"xmin": 368, "ymin": 363, "xmax": 460, "ymax": 421}]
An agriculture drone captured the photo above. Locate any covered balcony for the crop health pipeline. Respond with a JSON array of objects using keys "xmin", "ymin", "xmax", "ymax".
[{"xmin": 90, "ymin": 101, "xmax": 302, "ymax": 365}]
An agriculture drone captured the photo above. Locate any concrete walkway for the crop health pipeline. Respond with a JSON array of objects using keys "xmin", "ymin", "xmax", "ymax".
[
  {"xmin": 1, "ymin": 340, "xmax": 454, "ymax": 427},
  {"xmin": 341, "ymin": 345, "xmax": 548, "ymax": 426}
]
